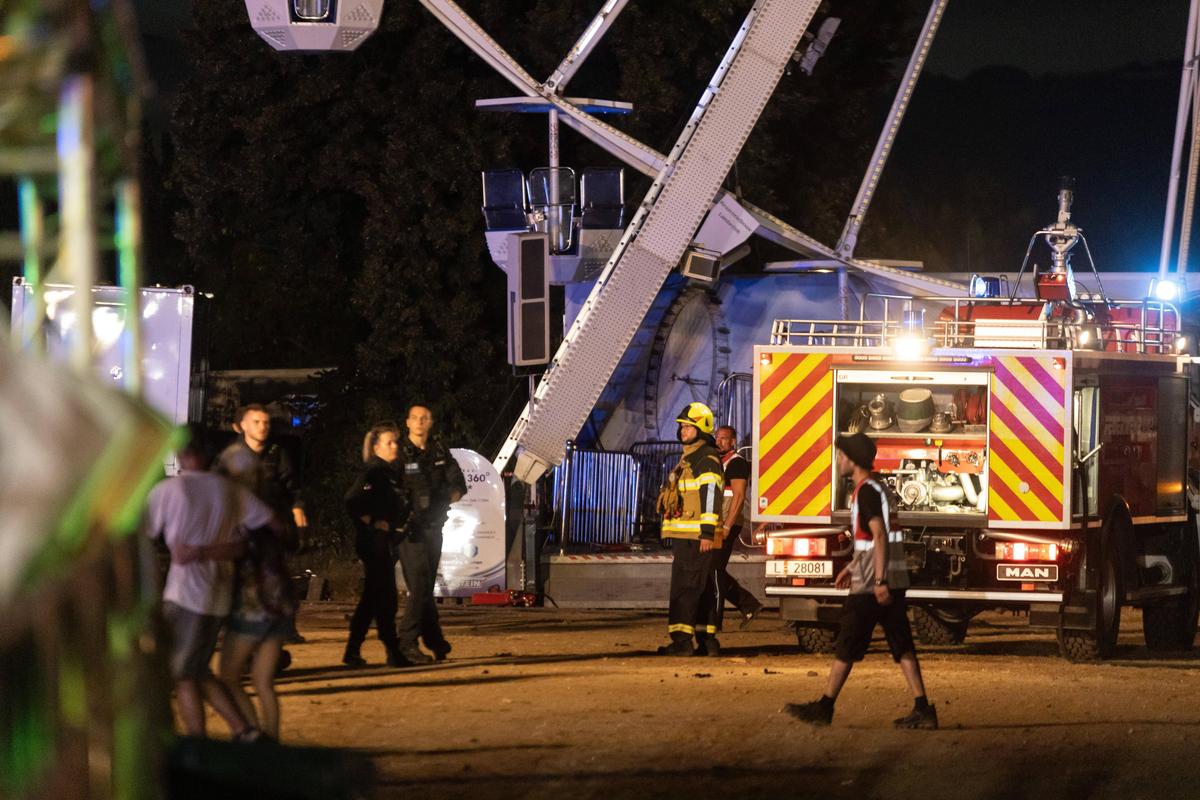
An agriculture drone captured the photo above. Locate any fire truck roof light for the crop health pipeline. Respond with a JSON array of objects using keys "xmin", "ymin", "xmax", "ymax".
[
  {"xmin": 1151, "ymin": 278, "xmax": 1180, "ymax": 302},
  {"xmin": 893, "ymin": 333, "xmax": 928, "ymax": 360},
  {"xmin": 969, "ymin": 274, "xmax": 1002, "ymax": 298}
]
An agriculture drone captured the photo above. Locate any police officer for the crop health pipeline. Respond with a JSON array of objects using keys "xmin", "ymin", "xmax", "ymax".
[
  {"xmin": 342, "ymin": 422, "xmax": 409, "ymax": 668},
  {"xmin": 214, "ymin": 404, "xmax": 306, "ymax": 655},
  {"xmin": 656, "ymin": 402, "xmax": 725, "ymax": 656},
  {"xmin": 214, "ymin": 404, "xmax": 307, "ymax": 535},
  {"xmin": 394, "ymin": 403, "xmax": 467, "ymax": 664}
]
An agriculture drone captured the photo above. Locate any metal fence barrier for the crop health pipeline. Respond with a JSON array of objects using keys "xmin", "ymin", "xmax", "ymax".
[
  {"xmin": 715, "ymin": 372, "xmax": 752, "ymax": 446},
  {"xmin": 554, "ymin": 441, "xmax": 640, "ymax": 547}
]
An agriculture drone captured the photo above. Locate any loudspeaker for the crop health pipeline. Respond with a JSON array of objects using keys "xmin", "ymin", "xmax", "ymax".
[
  {"xmin": 507, "ymin": 232, "xmax": 551, "ymax": 366},
  {"xmin": 681, "ymin": 247, "xmax": 720, "ymax": 284}
]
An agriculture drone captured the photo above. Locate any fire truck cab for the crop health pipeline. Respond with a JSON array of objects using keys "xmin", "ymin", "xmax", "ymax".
[{"xmin": 755, "ymin": 188, "xmax": 1199, "ymax": 661}]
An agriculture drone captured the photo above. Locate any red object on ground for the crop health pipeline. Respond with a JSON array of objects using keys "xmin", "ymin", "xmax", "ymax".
[{"xmin": 470, "ymin": 592, "xmax": 512, "ymax": 605}]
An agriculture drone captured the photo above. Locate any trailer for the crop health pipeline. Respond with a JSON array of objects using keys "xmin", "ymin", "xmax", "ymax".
[{"xmin": 756, "ymin": 186, "xmax": 1200, "ymax": 661}]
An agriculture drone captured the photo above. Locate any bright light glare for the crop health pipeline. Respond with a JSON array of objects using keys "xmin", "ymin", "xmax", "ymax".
[
  {"xmin": 1153, "ymin": 279, "xmax": 1180, "ymax": 301},
  {"xmin": 893, "ymin": 334, "xmax": 928, "ymax": 360}
]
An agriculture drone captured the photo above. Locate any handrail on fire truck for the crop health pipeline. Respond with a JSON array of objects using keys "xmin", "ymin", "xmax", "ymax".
[{"xmin": 769, "ymin": 292, "xmax": 1181, "ymax": 354}]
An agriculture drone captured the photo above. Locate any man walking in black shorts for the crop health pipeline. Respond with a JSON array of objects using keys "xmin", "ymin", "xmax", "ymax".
[{"xmin": 783, "ymin": 432, "xmax": 937, "ymax": 729}]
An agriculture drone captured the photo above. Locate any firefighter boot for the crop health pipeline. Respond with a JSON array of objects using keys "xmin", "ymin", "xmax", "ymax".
[
  {"xmin": 694, "ymin": 636, "xmax": 721, "ymax": 657},
  {"xmin": 656, "ymin": 635, "xmax": 695, "ymax": 656}
]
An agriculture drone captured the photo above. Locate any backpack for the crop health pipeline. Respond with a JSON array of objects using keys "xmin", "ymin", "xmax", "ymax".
[{"xmin": 247, "ymin": 527, "xmax": 297, "ymax": 618}]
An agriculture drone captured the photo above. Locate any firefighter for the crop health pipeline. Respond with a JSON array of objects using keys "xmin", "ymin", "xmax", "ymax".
[
  {"xmin": 394, "ymin": 403, "xmax": 467, "ymax": 664},
  {"xmin": 783, "ymin": 432, "xmax": 937, "ymax": 729},
  {"xmin": 656, "ymin": 402, "xmax": 725, "ymax": 656}
]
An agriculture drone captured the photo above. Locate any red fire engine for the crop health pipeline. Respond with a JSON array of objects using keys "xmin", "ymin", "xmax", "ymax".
[{"xmin": 755, "ymin": 182, "xmax": 1199, "ymax": 660}]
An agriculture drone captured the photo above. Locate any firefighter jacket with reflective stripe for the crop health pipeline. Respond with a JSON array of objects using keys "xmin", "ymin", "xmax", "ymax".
[
  {"xmin": 848, "ymin": 477, "xmax": 910, "ymax": 594},
  {"xmin": 661, "ymin": 439, "xmax": 724, "ymax": 543}
]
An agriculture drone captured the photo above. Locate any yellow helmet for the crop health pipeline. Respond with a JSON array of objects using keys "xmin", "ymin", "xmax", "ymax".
[{"xmin": 675, "ymin": 402, "xmax": 715, "ymax": 435}]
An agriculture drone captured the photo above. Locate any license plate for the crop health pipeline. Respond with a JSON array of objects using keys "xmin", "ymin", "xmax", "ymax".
[
  {"xmin": 766, "ymin": 559, "xmax": 833, "ymax": 578},
  {"xmin": 996, "ymin": 564, "xmax": 1059, "ymax": 582}
]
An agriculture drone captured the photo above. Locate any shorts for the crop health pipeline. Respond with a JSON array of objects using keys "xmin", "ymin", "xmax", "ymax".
[
  {"xmin": 226, "ymin": 611, "xmax": 291, "ymax": 641},
  {"xmin": 834, "ymin": 590, "xmax": 916, "ymax": 664},
  {"xmin": 162, "ymin": 601, "xmax": 224, "ymax": 680}
]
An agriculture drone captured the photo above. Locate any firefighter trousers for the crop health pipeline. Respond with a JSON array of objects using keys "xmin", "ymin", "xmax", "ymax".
[
  {"xmin": 668, "ymin": 538, "xmax": 718, "ymax": 642},
  {"xmin": 347, "ymin": 531, "xmax": 399, "ymax": 655},
  {"xmin": 396, "ymin": 519, "xmax": 449, "ymax": 653}
]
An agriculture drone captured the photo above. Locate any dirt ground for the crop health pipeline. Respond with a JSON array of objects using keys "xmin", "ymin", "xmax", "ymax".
[{"xmin": 212, "ymin": 603, "xmax": 1200, "ymax": 799}]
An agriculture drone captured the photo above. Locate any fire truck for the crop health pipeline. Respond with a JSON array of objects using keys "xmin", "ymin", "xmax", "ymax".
[{"xmin": 755, "ymin": 183, "xmax": 1200, "ymax": 661}]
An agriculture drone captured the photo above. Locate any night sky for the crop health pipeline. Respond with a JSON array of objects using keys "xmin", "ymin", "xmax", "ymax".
[{"xmin": 926, "ymin": 0, "xmax": 1187, "ymax": 79}]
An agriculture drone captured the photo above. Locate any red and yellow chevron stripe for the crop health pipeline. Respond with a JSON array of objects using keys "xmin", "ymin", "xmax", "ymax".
[
  {"xmin": 757, "ymin": 352, "xmax": 834, "ymax": 519},
  {"xmin": 987, "ymin": 355, "xmax": 1068, "ymax": 524}
]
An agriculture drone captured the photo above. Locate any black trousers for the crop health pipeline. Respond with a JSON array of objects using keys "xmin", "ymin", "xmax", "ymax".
[
  {"xmin": 668, "ymin": 538, "xmax": 717, "ymax": 642},
  {"xmin": 347, "ymin": 531, "xmax": 398, "ymax": 653},
  {"xmin": 710, "ymin": 525, "xmax": 763, "ymax": 627},
  {"xmin": 396, "ymin": 518, "xmax": 448, "ymax": 652}
]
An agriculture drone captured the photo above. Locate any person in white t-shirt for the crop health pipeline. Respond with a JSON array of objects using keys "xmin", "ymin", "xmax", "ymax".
[{"xmin": 145, "ymin": 436, "xmax": 283, "ymax": 740}]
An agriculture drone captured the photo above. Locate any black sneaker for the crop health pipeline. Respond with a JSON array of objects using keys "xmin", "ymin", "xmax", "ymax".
[
  {"xmin": 342, "ymin": 650, "xmax": 367, "ymax": 668},
  {"xmin": 430, "ymin": 642, "xmax": 452, "ymax": 662},
  {"xmin": 656, "ymin": 640, "xmax": 695, "ymax": 656},
  {"xmin": 893, "ymin": 705, "xmax": 938, "ymax": 730},
  {"xmin": 694, "ymin": 638, "xmax": 721, "ymax": 657},
  {"xmin": 739, "ymin": 603, "xmax": 763, "ymax": 631},
  {"xmin": 783, "ymin": 700, "xmax": 833, "ymax": 727}
]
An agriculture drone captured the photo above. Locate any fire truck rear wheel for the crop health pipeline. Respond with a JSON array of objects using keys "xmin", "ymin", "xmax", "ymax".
[
  {"xmin": 794, "ymin": 624, "xmax": 837, "ymax": 654},
  {"xmin": 1142, "ymin": 561, "xmax": 1200, "ymax": 651},
  {"xmin": 910, "ymin": 606, "xmax": 968, "ymax": 646},
  {"xmin": 1057, "ymin": 551, "xmax": 1121, "ymax": 662}
]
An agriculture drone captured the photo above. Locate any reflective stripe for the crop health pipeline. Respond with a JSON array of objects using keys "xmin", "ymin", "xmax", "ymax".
[
  {"xmin": 700, "ymin": 513, "xmax": 719, "ymax": 524},
  {"xmin": 679, "ymin": 475, "xmax": 722, "ymax": 490},
  {"xmin": 699, "ymin": 625, "xmax": 717, "ymax": 635},
  {"xmin": 668, "ymin": 623, "xmax": 695, "ymax": 634},
  {"xmin": 663, "ymin": 520, "xmax": 702, "ymax": 532}
]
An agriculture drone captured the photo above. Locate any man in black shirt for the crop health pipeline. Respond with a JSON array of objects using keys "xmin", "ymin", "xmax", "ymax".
[
  {"xmin": 783, "ymin": 432, "xmax": 936, "ymax": 729},
  {"xmin": 394, "ymin": 403, "xmax": 467, "ymax": 664},
  {"xmin": 712, "ymin": 426, "xmax": 764, "ymax": 631}
]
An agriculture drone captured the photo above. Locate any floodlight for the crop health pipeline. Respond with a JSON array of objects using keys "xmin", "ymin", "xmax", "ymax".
[
  {"xmin": 1150, "ymin": 278, "xmax": 1181, "ymax": 302},
  {"xmin": 969, "ymin": 274, "xmax": 1001, "ymax": 299}
]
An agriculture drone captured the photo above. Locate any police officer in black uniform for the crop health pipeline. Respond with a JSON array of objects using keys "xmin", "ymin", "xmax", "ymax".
[
  {"xmin": 395, "ymin": 403, "xmax": 467, "ymax": 664},
  {"xmin": 342, "ymin": 422, "xmax": 409, "ymax": 668}
]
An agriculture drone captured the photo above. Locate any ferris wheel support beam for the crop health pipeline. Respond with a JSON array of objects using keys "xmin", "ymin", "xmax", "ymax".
[
  {"xmin": 835, "ymin": 0, "xmax": 950, "ymax": 261},
  {"xmin": 1160, "ymin": 0, "xmax": 1200, "ymax": 278},
  {"xmin": 546, "ymin": 0, "xmax": 632, "ymax": 93}
]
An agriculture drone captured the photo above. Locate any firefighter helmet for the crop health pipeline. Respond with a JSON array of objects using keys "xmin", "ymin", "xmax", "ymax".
[{"xmin": 675, "ymin": 402, "xmax": 715, "ymax": 435}]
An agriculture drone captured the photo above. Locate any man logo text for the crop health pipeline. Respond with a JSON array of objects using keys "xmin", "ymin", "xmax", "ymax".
[{"xmin": 997, "ymin": 564, "xmax": 1059, "ymax": 581}]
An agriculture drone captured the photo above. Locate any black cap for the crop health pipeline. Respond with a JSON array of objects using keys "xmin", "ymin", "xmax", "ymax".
[{"xmin": 835, "ymin": 432, "xmax": 876, "ymax": 471}]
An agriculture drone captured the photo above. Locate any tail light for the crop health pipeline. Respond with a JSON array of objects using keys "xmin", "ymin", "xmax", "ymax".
[
  {"xmin": 766, "ymin": 536, "xmax": 828, "ymax": 557},
  {"xmin": 995, "ymin": 541, "xmax": 1058, "ymax": 561}
]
